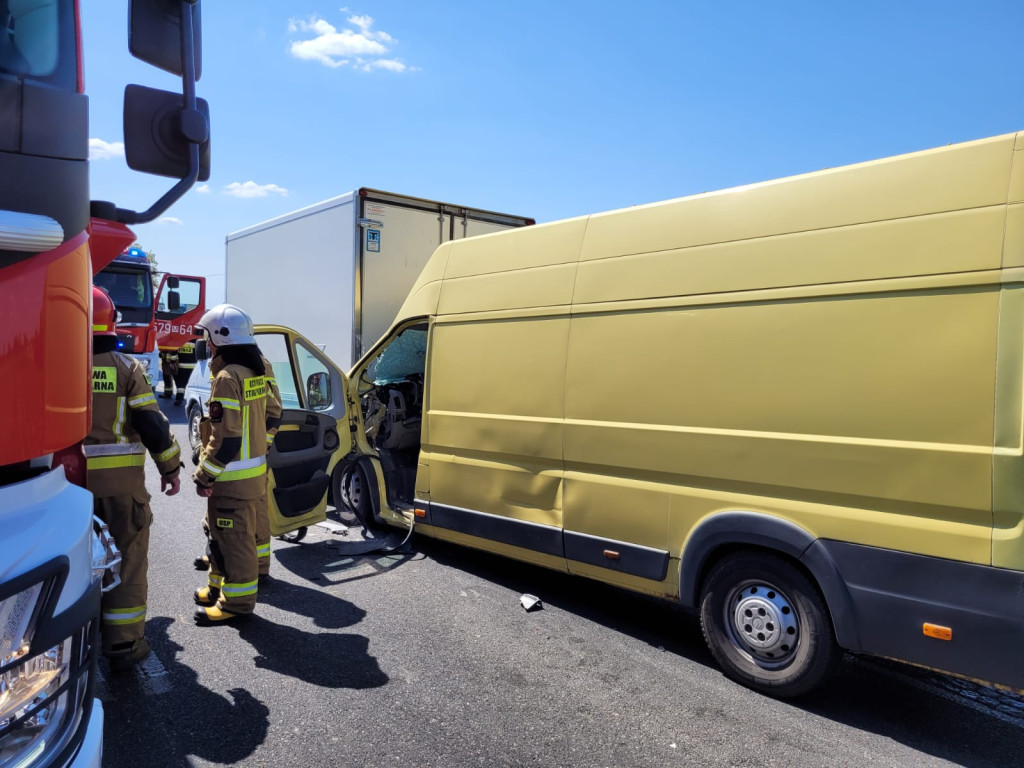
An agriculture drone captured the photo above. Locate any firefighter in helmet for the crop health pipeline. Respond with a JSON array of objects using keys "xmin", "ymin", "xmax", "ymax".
[
  {"xmin": 193, "ymin": 353, "xmax": 281, "ymax": 578},
  {"xmin": 86, "ymin": 286, "xmax": 182, "ymax": 669},
  {"xmin": 192, "ymin": 304, "xmax": 269, "ymax": 624}
]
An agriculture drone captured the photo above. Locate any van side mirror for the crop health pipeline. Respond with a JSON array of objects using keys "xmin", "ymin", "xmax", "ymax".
[
  {"xmin": 195, "ymin": 338, "xmax": 208, "ymax": 360},
  {"xmin": 129, "ymin": 0, "xmax": 202, "ymax": 79},
  {"xmin": 168, "ymin": 290, "xmax": 181, "ymax": 311},
  {"xmin": 307, "ymin": 372, "xmax": 331, "ymax": 409}
]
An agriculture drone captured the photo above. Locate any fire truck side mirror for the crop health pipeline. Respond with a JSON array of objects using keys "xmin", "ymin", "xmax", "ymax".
[
  {"xmin": 168, "ymin": 291, "xmax": 181, "ymax": 311},
  {"xmin": 195, "ymin": 339, "xmax": 209, "ymax": 361},
  {"xmin": 123, "ymin": 85, "xmax": 211, "ymax": 181},
  {"xmin": 129, "ymin": 0, "xmax": 202, "ymax": 79}
]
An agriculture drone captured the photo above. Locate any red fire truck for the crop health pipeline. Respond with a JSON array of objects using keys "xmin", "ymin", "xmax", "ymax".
[
  {"xmin": 93, "ymin": 245, "xmax": 207, "ymax": 387},
  {"xmin": 0, "ymin": 1, "xmax": 208, "ymax": 765}
]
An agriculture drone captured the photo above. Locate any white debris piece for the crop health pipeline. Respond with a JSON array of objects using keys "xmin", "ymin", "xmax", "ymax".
[{"xmin": 520, "ymin": 594, "xmax": 543, "ymax": 612}]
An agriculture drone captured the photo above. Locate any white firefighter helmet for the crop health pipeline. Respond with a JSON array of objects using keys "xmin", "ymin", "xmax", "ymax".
[{"xmin": 195, "ymin": 303, "xmax": 256, "ymax": 347}]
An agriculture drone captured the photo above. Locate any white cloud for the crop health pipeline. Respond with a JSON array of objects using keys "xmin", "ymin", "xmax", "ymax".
[
  {"xmin": 89, "ymin": 138, "xmax": 125, "ymax": 160},
  {"xmin": 195, "ymin": 184, "xmax": 212, "ymax": 194},
  {"xmin": 288, "ymin": 12, "xmax": 410, "ymax": 71},
  {"xmin": 224, "ymin": 181, "xmax": 289, "ymax": 199},
  {"xmin": 156, "ymin": 216, "xmax": 184, "ymax": 225},
  {"xmin": 362, "ymin": 58, "xmax": 406, "ymax": 73}
]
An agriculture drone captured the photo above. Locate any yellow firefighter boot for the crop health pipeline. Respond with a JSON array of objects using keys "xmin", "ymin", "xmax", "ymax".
[
  {"xmin": 193, "ymin": 586, "xmax": 220, "ymax": 606},
  {"xmin": 194, "ymin": 605, "xmax": 251, "ymax": 625}
]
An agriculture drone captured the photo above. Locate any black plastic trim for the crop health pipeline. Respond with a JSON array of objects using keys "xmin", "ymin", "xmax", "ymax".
[
  {"xmin": 822, "ymin": 540, "xmax": 1024, "ymax": 688},
  {"xmin": 675, "ymin": 511, "xmax": 862, "ymax": 651},
  {"xmin": 564, "ymin": 530, "xmax": 670, "ymax": 581},
  {"xmin": 428, "ymin": 502, "xmax": 564, "ymax": 557},
  {"xmin": 678, "ymin": 511, "xmax": 815, "ymax": 608}
]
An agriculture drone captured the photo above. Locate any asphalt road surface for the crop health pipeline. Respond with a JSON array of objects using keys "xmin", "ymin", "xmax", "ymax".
[{"xmin": 97, "ymin": 400, "xmax": 1024, "ymax": 767}]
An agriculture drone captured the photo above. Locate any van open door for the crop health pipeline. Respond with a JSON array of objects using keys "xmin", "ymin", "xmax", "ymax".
[{"xmin": 254, "ymin": 325, "xmax": 352, "ymax": 536}]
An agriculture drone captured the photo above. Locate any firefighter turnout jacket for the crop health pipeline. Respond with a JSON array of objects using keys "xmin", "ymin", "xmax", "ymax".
[
  {"xmin": 86, "ymin": 350, "xmax": 182, "ymax": 496},
  {"xmin": 193, "ymin": 356, "xmax": 269, "ymax": 497}
]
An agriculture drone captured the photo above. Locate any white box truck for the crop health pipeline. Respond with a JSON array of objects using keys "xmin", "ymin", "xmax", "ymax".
[{"xmin": 225, "ymin": 188, "xmax": 534, "ymax": 366}]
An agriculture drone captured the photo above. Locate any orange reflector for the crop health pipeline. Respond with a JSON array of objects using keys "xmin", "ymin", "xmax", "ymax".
[
  {"xmin": 414, "ymin": 508, "xmax": 426, "ymax": 518},
  {"xmin": 603, "ymin": 549, "xmax": 620, "ymax": 560},
  {"xmin": 923, "ymin": 623, "xmax": 952, "ymax": 641}
]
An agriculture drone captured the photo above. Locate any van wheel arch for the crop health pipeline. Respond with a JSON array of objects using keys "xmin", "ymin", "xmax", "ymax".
[{"xmin": 679, "ymin": 512, "xmax": 861, "ymax": 653}]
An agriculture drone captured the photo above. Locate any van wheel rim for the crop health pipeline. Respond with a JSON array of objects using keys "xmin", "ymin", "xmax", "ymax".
[
  {"xmin": 724, "ymin": 581, "xmax": 799, "ymax": 668},
  {"xmin": 189, "ymin": 412, "xmax": 200, "ymax": 448}
]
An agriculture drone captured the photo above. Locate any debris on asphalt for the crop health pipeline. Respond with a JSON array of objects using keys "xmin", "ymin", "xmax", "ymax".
[{"xmin": 520, "ymin": 594, "xmax": 543, "ymax": 612}]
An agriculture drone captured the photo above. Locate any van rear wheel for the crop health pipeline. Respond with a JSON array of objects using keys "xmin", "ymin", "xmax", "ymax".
[{"xmin": 699, "ymin": 551, "xmax": 838, "ymax": 698}]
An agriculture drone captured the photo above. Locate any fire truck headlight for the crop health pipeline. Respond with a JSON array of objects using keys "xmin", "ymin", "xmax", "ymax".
[
  {"xmin": 0, "ymin": 581, "xmax": 74, "ymax": 768},
  {"xmin": 0, "ymin": 638, "xmax": 73, "ymax": 768}
]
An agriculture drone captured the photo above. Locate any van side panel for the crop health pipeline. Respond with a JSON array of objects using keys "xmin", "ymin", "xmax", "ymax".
[
  {"xmin": 425, "ymin": 314, "xmax": 569, "ymax": 534},
  {"xmin": 579, "ymin": 133, "xmax": 1014, "ymax": 264},
  {"xmin": 564, "ymin": 285, "xmax": 997, "ymax": 568},
  {"xmin": 993, "ymin": 282, "xmax": 1024, "ymax": 571}
]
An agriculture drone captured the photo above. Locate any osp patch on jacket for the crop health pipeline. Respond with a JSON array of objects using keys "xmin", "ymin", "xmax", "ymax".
[
  {"xmin": 209, "ymin": 401, "xmax": 224, "ymax": 423},
  {"xmin": 215, "ymin": 517, "xmax": 234, "ymax": 529}
]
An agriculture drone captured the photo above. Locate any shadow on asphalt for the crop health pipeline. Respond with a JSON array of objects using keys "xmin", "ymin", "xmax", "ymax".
[
  {"xmin": 101, "ymin": 617, "xmax": 269, "ymax": 767},
  {"xmin": 413, "ymin": 536, "xmax": 1024, "ymax": 768},
  {"xmin": 235, "ymin": 614, "xmax": 389, "ymax": 689}
]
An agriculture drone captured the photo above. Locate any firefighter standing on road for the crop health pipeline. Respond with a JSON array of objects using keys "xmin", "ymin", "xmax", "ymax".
[
  {"xmin": 193, "ymin": 353, "xmax": 282, "ymax": 578},
  {"xmin": 87, "ymin": 287, "xmax": 182, "ymax": 670},
  {"xmin": 172, "ymin": 339, "xmax": 198, "ymax": 405},
  {"xmin": 159, "ymin": 348, "xmax": 178, "ymax": 399},
  {"xmin": 192, "ymin": 304, "xmax": 269, "ymax": 625}
]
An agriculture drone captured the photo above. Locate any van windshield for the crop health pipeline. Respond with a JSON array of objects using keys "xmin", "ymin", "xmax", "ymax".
[{"xmin": 368, "ymin": 327, "xmax": 427, "ymax": 385}]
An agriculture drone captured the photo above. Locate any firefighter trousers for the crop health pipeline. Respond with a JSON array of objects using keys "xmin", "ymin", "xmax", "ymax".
[
  {"xmin": 201, "ymin": 504, "xmax": 270, "ymax": 576},
  {"xmin": 94, "ymin": 492, "xmax": 152, "ymax": 653},
  {"xmin": 206, "ymin": 495, "xmax": 261, "ymax": 614}
]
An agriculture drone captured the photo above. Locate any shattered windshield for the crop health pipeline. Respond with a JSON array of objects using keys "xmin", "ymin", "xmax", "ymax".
[{"xmin": 368, "ymin": 326, "xmax": 427, "ymax": 385}]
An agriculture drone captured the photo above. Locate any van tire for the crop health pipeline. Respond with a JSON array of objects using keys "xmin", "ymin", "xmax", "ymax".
[
  {"xmin": 699, "ymin": 551, "xmax": 839, "ymax": 698},
  {"xmin": 334, "ymin": 462, "xmax": 384, "ymax": 531}
]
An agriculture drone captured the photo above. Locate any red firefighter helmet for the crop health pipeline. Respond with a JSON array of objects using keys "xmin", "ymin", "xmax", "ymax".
[{"xmin": 92, "ymin": 286, "xmax": 118, "ymax": 337}]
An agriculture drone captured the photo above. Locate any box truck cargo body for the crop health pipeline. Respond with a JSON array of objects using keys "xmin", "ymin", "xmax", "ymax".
[{"xmin": 225, "ymin": 188, "xmax": 533, "ymax": 367}]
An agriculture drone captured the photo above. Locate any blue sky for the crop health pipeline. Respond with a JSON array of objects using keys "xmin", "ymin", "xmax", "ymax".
[{"xmin": 83, "ymin": 1, "xmax": 1022, "ymax": 303}]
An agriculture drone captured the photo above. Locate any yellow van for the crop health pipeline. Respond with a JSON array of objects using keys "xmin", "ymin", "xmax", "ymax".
[{"xmin": 258, "ymin": 130, "xmax": 1024, "ymax": 697}]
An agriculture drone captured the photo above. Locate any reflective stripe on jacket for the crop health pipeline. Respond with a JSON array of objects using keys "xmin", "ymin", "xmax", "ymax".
[{"xmin": 87, "ymin": 350, "xmax": 181, "ymax": 498}]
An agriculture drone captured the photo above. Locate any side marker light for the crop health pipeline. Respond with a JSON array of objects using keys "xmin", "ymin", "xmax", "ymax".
[
  {"xmin": 923, "ymin": 623, "xmax": 952, "ymax": 641},
  {"xmin": 414, "ymin": 508, "xmax": 426, "ymax": 518}
]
